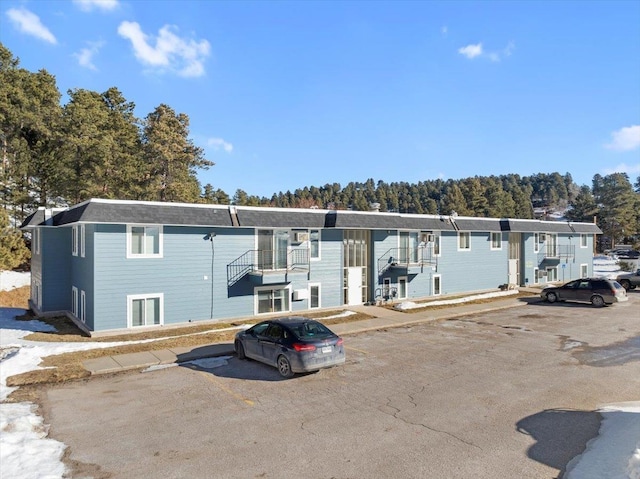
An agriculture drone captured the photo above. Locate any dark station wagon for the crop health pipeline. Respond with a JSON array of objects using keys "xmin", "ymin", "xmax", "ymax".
[{"xmin": 540, "ymin": 278, "xmax": 628, "ymax": 307}]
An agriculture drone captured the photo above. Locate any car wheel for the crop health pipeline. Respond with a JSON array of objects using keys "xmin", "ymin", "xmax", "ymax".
[
  {"xmin": 591, "ymin": 295, "xmax": 605, "ymax": 307},
  {"xmin": 620, "ymin": 280, "xmax": 631, "ymax": 291},
  {"xmin": 277, "ymin": 355, "xmax": 294, "ymax": 378},
  {"xmin": 235, "ymin": 340, "xmax": 246, "ymax": 360},
  {"xmin": 546, "ymin": 292, "xmax": 558, "ymax": 303}
]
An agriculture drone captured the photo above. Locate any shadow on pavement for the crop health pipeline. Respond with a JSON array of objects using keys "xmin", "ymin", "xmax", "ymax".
[{"xmin": 516, "ymin": 408, "xmax": 601, "ymax": 478}]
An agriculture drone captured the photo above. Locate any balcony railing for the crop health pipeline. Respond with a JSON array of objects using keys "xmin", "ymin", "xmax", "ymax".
[
  {"xmin": 541, "ymin": 244, "xmax": 575, "ymax": 260},
  {"xmin": 377, "ymin": 246, "xmax": 437, "ymax": 276},
  {"xmin": 227, "ymin": 248, "xmax": 310, "ymax": 286}
]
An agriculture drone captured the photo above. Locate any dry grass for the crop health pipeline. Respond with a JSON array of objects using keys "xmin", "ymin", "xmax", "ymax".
[
  {"xmin": 4, "ymin": 309, "xmax": 374, "ymax": 392},
  {"xmin": 0, "ymin": 285, "xmax": 30, "ymax": 308}
]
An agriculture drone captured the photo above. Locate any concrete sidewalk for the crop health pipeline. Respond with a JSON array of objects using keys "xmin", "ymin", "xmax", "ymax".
[{"xmin": 83, "ymin": 294, "xmax": 534, "ymax": 375}]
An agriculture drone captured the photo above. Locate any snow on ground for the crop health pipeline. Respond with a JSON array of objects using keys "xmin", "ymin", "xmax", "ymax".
[
  {"xmin": 1, "ymin": 271, "xmax": 639, "ymax": 478},
  {"xmin": 0, "ymin": 270, "xmax": 31, "ymax": 291},
  {"xmin": 394, "ymin": 289, "xmax": 520, "ymax": 311}
]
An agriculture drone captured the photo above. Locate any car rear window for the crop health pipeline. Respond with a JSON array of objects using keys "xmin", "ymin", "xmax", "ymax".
[{"xmin": 290, "ymin": 321, "xmax": 334, "ymax": 340}]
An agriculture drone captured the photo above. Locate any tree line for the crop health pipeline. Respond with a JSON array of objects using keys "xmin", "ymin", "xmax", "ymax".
[{"xmin": 1, "ymin": 42, "xmax": 639, "ymax": 269}]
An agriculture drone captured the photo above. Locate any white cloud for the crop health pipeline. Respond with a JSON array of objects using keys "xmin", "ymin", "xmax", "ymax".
[
  {"xmin": 605, "ymin": 125, "xmax": 640, "ymax": 151},
  {"xmin": 459, "ymin": 41, "xmax": 515, "ymax": 62},
  {"xmin": 458, "ymin": 43, "xmax": 482, "ymax": 59},
  {"xmin": 208, "ymin": 138, "xmax": 233, "ymax": 153},
  {"xmin": 73, "ymin": 0, "xmax": 119, "ymax": 12},
  {"xmin": 73, "ymin": 41, "xmax": 104, "ymax": 71},
  {"xmin": 441, "ymin": 26, "xmax": 448, "ymax": 36},
  {"xmin": 6, "ymin": 8, "xmax": 56, "ymax": 44},
  {"xmin": 117, "ymin": 21, "xmax": 210, "ymax": 77}
]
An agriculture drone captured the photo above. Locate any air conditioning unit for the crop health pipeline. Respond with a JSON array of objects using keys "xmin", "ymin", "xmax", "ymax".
[
  {"xmin": 537, "ymin": 270, "xmax": 547, "ymax": 278},
  {"xmin": 539, "ymin": 233, "xmax": 546, "ymax": 242},
  {"xmin": 293, "ymin": 289, "xmax": 309, "ymax": 301},
  {"xmin": 293, "ymin": 232, "xmax": 309, "ymax": 243}
]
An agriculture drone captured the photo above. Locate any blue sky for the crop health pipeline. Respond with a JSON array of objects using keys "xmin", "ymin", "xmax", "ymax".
[{"xmin": 1, "ymin": 0, "xmax": 639, "ymax": 198}]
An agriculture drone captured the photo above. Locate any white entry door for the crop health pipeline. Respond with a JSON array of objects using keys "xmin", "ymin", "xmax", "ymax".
[
  {"xmin": 508, "ymin": 259, "xmax": 519, "ymax": 285},
  {"xmin": 347, "ymin": 267, "xmax": 363, "ymax": 305}
]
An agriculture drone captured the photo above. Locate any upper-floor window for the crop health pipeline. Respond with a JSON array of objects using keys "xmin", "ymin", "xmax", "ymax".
[
  {"xmin": 458, "ymin": 231, "xmax": 471, "ymax": 251},
  {"xmin": 72, "ymin": 225, "xmax": 86, "ymax": 257},
  {"xmin": 533, "ymin": 233, "xmax": 540, "ymax": 253},
  {"xmin": 127, "ymin": 225, "xmax": 163, "ymax": 258},
  {"xmin": 580, "ymin": 234, "xmax": 588, "ymax": 248},
  {"xmin": 32, "ymin": 228, "xmax": 40, "ymax": 255},
  {"xmin": 490, "ymin": 232, "xmax": 502, "ymax": 250},
  {"xmin": 310, "ymin": 229, "xmax": 320, "ymax": 260},
  {"xmin": 72, "ymin": 225, "xmax": 79, "ymax": 256}
]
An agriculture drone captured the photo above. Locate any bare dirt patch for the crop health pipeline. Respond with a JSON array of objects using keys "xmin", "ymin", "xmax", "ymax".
[{"xmin": 0, "ymin": 285, "xmax": 30, "ymax": 308}]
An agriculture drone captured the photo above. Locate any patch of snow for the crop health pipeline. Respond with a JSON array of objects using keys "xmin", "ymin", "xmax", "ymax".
[
  {"xmin": 0, "ymin": 271, "xmax": 31, "ymax": 291},
  {"xmin": 394, "ymin": 289, "xmax": 520, "ymax": 311}
]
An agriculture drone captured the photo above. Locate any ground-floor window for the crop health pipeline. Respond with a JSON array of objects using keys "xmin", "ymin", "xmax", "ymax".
[
  {"xmin": 546, "ymin": 267, "xmax": 558, "ymax": 282},
  {"xmin": 580, "ymin": 263, "xmax": 588, "ymax": 278},
  {"xmin": 309, "ymin": 284, "xmax": 320, "ymax": 309},
  {"xmin": 433, "ymin": 274, "xmax": 442, "ymax": 296},
  {"xmin": 33, "ymin": 280, "xmax": 41, "ymax": 310},
  {"xmin": 128, "ymin": 294, "xmax": 163, "ymax": 327},
  {"xmin": 533, "ymin": 268, "xmax": 539, "ymax": 285},
  {"xmin": 256, "ymin": 286, "xmax": 290, "ymax": 314},
  {"xmin": 398, "ymin": 277, "xmax": 407, "ymax": 299},
  {"xmin": 72, "ymin": 286, "xmax": 78, "ymax": 317},
  {"xmin": 80, "ymin": 290, "xmax": 86, "ymax": 323}
]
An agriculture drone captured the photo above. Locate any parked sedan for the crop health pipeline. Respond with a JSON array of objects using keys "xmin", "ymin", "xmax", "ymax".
[
  {"xmin": 540, "ymin": 278, "xmax": 628, "ymax": 307},
  {"xmin": 234, "ymin": 317, "xmax": 345, "ymax": 378}
]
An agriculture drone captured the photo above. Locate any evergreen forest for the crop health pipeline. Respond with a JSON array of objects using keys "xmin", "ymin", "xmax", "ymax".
[{"xmin": 1, "ymin": 43, "xmax": 639, "ymax": 269}]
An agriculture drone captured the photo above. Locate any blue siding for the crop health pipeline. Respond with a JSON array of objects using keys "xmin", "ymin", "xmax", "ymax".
[{"xmin": 41, "ymin": 228, "xmax": 71, "ymax": 311}]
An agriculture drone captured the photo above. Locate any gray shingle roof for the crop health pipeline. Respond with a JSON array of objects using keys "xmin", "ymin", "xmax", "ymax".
[{"xmin": 19, "ymin": 199, "xmax": 603, "ymax": 234}]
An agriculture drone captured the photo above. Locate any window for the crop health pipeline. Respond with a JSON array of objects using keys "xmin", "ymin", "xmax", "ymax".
[
  {"xmin": 458, "ymin": 232, "xmax": 471, "ymax": 251},
  {"xmin": 33, "ymin": 280, "xmax": 42, "ymax": 309},
  {"xmin": 547, "ymin": 267, "xmax": 558, "ymax": 282},
  {"xmin": 580, "ymin": 234, "xmax": 588, "ymax": 248},
  {"xmin": 433, "ymin": 274, "xmax": 442, "ymax": 296},
  {"xmin": 433, "ymin": 234, "xmax": 441, "ymax": 256},
  {"xmin": 72, "ymin": 225, "xmax": 78, "ymax": 256},
  {"xmin": 80, "ymin": 290, "xmax": 86, "ymax": 323},
  {"xmin": 127, "ymin": 225, "xmax": 162, "ymax": 258},
  {"xmin": 128, "ymin": 294, "xmax": 163, "ymax": 327},
  {"xmin": 256, "ymin": 286, "xmax": 291, "ymax": 314},
  {"xmin": 491, "ymin": 232, "xmax": 502, "ymax": 250},
  {"xmin": 533, "ymin": 268, "xmax": 539, "ymax": 285},
  {"xmin": 398, "ymin": 277, "xmax": 407, "ymax": 299},
  {"xmin": 580, "ymin": 263, "xmax": 588, "ymax": 278},
  {"xmin": 399, "ymin": 231, "xmax": 419, "ymax": 263},
  {"xmin": 71, "ymin": 286, "xmax": 78, "ymax": 317},
  {"xmin": 310, "ymin": 230, "xmax": 320, "ymax": 260},
  {"xmin": 32, "ymin": 228, "xmax": 40, "ymax": 255},
  {"xmin": 533, "ymin": 233, "xmax": 540, "ymax": 253},
  {"xmin": 80, "ymin": 225, "xmax": 85, "ymax": 258},
  {"xmin": 309, "ymin": 284, "xmax": 320, "ymax": 309}
]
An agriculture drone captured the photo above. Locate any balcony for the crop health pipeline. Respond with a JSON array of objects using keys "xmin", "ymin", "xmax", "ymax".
[
  {"xmin": 540, "ymin": 244, "xmax": 575, "ymax": 261},
  {"xmin": 378, "ymin": 246, "xmax": 437, "ymax": 276},
  {"xmin": 227, "ymin": 248, "xmax": 310, "ymax": 286}
]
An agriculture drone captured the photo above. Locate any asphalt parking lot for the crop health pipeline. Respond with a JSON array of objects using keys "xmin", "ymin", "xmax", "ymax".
[{"xmin": 42, "ymin": 292, "xmax": 640, "ymax": 479}]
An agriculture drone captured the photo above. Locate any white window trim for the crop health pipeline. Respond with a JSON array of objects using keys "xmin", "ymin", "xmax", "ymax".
[
  {"xmin": 33, "ymin": 228, "xmax": 40, "ymax": 255},
  {"xmin": 254, "ymin": 285, "xmax": 292, "ymax": 315},
  {"xmin": 580, "ymin": 234, "xmax": 588, "ymax": 248},
  {"xmin": 71, "ymin": 286, "xmax": 78, "ymax": 317},
  {"xmin": 398, "ymin": 276, "xmax": 408, "ymax": 299},
  {"xmin": 72, "ymin": 225, "xmax": 78, "ymax": 256},
  {"xmin": 490, "ymin": 232, "xmax": 502, "ymax": 251},
  {"xmin": 580, "ymin": 263, "xmax": 589, "ymax": 278},
  {"xmin": 126, "ymin": 225, "xmax": 164, "ymax": 258},
  {"xmin": 127, "ymin": 293, "xmax": 164, "ymax": 328},
  {"xmin": 80, "ymin": 290, "xmax": 86, "ymax": 323},
  {"xmin": 533, "ymin": 233, "xmax": 540, "ymax": 253},
  {"xmin": 457, "ymin": 231, "xmax": 471, "ymax": 251},
  {"xmin": 432, "ymin": 274, "xmax": 442, "ymax": 296},
  {"xmin": 310, "ymin": 229, "xmax": 321, "ymax": 261},
  {"xmin": 80, "ymin": 224, "xmax": 86, "ymax": 258},
  {"xmin": 533, "ymin": 268, "xmax": 539, "ymax": 285},
  {"xmin": 308, "ymin": 283, "xmax": 321, "ymax": 309},
  {"xmin": 433, "ymin": 234, "xmax": 441, "ymax": 257}
]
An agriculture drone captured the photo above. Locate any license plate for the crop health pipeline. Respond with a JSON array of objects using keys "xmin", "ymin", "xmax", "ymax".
[{"xmin": 321, "ymin": 346, "xmax": 332, "ymax": 354}]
